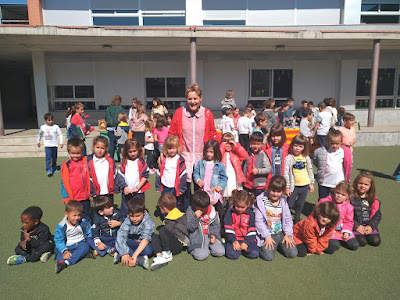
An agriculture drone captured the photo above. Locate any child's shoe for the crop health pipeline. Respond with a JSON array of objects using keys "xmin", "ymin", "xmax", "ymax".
[
  {"xmin": 113, "ymin": 253, "xmax": 120, "ymax": 265},
  {"xmin": 396, "ymin": 174, "xmax": 400, "ymax": 182},
  {"xmin": 55, "ymin": 260, "xmax": 67, "ymax": 274},
  {"xmin": 151, "ymin": 253, "xmax": 172, "ymax": 271},
  {"xmin": 93, "ymin": 250, "xmax": 99, "ymax": 256},
  {"xmin": 47, "ymin": 171, "xmax": 53, "ymax": 177},
  {"xmin": 136, "ymin": 255, "xmax": 149, "ymax": 270},
  {"xmin": 84, "ymin": 249, "xmax": 96, "ymax": 259},
  {"xmin": 7, "ymin": 255, "xmax": 25, "ymax": 265},
  {"xmin": 107, "ymin": 247, "xmax": 116, "ymax": 256},
  {"xmin": 161, "ymin": 251, "xmax": 173, "ymax": 262},
  {"xmin": 40, "ymin": 252, "xmax": 52, "ymax": 263}
]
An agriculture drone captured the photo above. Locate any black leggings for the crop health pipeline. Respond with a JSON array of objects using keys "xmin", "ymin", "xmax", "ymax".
[
  {"xmin": 324, "ymin": 238, "xmax": 360, "ymax": 254},
  {"xmin": 356, "ymin": 234, "xmax": 381, "ymax": 247},
  {"xmin": 151, "ymin": 226, "xmax": 183, "ymax": 255},
  {"xmin": 15, "ymin": 240, "xmax": 54, "ymax": 262},
  {"xmin": 287, "ymin": 185, "xmax": 309, "ymax": 223}
]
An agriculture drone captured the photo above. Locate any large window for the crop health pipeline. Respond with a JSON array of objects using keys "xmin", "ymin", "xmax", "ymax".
[
  {"xmin": 361, "ymin": 2, "xmax": 400, "ymax": 24},
  {"xmin": 249, "ymin": 69, "xmax": 293, "ymax": 108},
  {"xmin": 0, "ymin": 5, "xmax": 28, "ymax": 25},
  {"xmin": 355, "ymin": 68, "xmax": 397, "ymax": 108},
  {"xmin": 53, "ymin": 85, "xmax": 95, "ymax": 110},
  {"xmin": 145, "ymin": 77, "xmax": 186, "ymax": 109}
]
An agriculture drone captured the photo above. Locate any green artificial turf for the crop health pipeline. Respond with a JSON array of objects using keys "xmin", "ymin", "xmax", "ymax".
[{"xmin": 1, "ymin": 147, "xmax": 399, "ymax": 299}]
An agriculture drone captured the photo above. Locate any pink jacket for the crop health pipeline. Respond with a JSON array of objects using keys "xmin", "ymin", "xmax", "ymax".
[{"xmin": 220, "ymin": 143, "xmax": 248, "ymax": 184}]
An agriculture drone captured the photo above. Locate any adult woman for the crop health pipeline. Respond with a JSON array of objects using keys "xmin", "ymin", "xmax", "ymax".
[
  {"xmin": 105, "ymin": 95, "xmax": 125, "ymax": 160},
  {"xmin": 169, "ymin": 84, "xmax": 217, "ymax": 210},
  {"xmin": 150, "ymin": 97, "xmax": 168, "ymax": 120},
  {"xmin": 129, "ymin": 99, "xmax": 148, "ymax": 146},
  {"xmin": 128, "ymin": 98, "xmax": 139, "ymax": 121}
]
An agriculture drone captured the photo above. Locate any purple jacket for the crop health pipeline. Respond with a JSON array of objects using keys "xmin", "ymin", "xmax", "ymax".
[{"xmin": 254, "ymin": 192, "xmax": 294, "ymax": 247}]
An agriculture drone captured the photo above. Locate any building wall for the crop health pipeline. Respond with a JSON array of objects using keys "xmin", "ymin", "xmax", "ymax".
[{"xmin": 42, "ymin": 0, "xmax": 91, "ymax": 26}]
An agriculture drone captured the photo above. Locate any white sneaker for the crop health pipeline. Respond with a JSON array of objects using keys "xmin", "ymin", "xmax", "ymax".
[
  {"xmin": 40, "ymin": 252, "xmax": 52, "ymax": 263},
  {"xmin": 151, "ymin": 255, "xmax": 169, "ymax": 271},
  {"xmin": 161, "ymin": 251, "xmax": 173, "ymax": 262}
]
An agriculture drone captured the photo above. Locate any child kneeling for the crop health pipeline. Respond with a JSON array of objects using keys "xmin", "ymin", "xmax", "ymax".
[
  {"xmin": 54, "ymin": 201, "xmax": 95, "ymax": 274},
  {"xmin": 224, "ymin": 190, "xmax": 259, "ymax": 260},
  {"xmin": 187, "ymin": 191, "xmax": 225, "ymax": 260},
  {"xmin": 115, "ymin": 197, "xmax": 155, "ymax": 269},
  {"xmin": 151, "ymin": 193, "xmax": 190, "ymax": 271}
]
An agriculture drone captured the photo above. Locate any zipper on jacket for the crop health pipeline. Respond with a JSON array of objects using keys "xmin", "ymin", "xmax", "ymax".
[{"xmin": 79, "ymin": 163, "xmax": 89, "ymax": 199}]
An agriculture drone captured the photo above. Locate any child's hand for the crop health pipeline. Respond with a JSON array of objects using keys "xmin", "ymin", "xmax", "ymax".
[
  {"xmin": 342, "ymin": 232, "xmax": 350, "ymax": 240},
  {"xmin": 309, "ymin": 184, "xmax": 314, "ymax": 193},
  {"xmin": 232, "ymin": 241, "xmax": 241, "ymax": 251},
  {"xmin": 197, "ymin": 180, "xmax": 205, "ymax": 188},
  {"xmin": 356, "ymin": 225, "xmax": 366, "ymax": 234},
  {"xmin": 364, "ymin": 225, "xmax": 373, "ymax": 234},
  {"xmin": 19, "ymin": 240, "xmax": 27, "ymax": 250},
  {"xmin": 108, "ymin": 220, "xmax": 121, "ymax": 228},
  {"xmin": 179, "ymin": 191, "xmax": 183, "ymax": 195},
  {"xmin": 37, "ymin": 142, "xmax": 41, "ymax": 148},
  {"xmin": 132, "ymin": 186, "xmax": 139, "ymax": 193},
  {"xmin": 123, "ymin": 187, "xmax": 132, "ymax": 195},
  {"xmin": 285, "ymin": 187, "xmax": 291, "ymax": 197},
  {"xmin": 212, "ymin": 186, "xmax": 222, "ymax": 192},
  {"xmin": 263, "ymin": 237, "xmax": 276, "ymax": 250},
  {"xmin": 97, "ymin": 242, "xmax": 106, "ymax": 250},
  {"xmin": 317, "ymin": 252, "xmax": 324, "ymax": 255},
  {"xmin": 21, "ymin": 229, "xmax": 31, "ymax": 242},
  {"xmin": 240, "ymin": 243, "xmax": 248, "ymax": 251},
  {"xmin": 121, "ymin": 254, "xmax": 131, "ymax": 266},
  {"xmin": 210, "ymin": 235, "xmax": 216, "ymax": 245},
  {"xmin": 282, "ymin": 234, "xmax": 296, "ymax": 248},
  {"xmin": 130, "ymin": 254, "xmax": 138, "ymax": 267},
  {"xmin": 194, "ymin": 210, "xmax": 203, "ymax": 219},
  {"xmin": 306, "ymin": 253, "xmax": 314, "ymax": 256},
  {"xmin": 60, "ymin": 144, "xmax": 64, "ymax": 148},
  {"xmin": 63, "ymin": 250, "xmax": 72, "ymax": 260},
  {"xmin": 252, "ymin": 168, "xmax": 259, "ymax": 175}
]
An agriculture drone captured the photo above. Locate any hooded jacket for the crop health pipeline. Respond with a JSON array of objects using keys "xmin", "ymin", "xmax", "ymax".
[
  {"xmin": 163, "ymin": 208, "xmax": 190, "ymax": 246},
  {"xmin": 224, "ymin": 207, "xmax": 257, "ymax": 245},
  {"xmin": 220, "ymin": 143, "xmax": 248, "ymax": 184}
]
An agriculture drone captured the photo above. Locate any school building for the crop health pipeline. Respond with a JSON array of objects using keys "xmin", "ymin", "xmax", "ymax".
[{"xmin": 1, "ymin": 0, "xmax": 400, "ymax": 128}]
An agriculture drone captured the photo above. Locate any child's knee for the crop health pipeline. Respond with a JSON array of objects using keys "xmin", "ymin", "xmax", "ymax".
[
  {"xmin": 191, "ymin": 248, "xmax": 209, "ymax": 261},
  {"xmin": 260, "ymin": 247, "xmax": 275, "ymax": 261},
  {"xmin": 210, "ymin": 242, "xmax": 225, "ymax": 257}
]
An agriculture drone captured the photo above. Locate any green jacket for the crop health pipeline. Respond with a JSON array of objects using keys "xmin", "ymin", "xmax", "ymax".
[{"xmin": 105, "ymin": 105, "xmax": 125, "ymax": 127}]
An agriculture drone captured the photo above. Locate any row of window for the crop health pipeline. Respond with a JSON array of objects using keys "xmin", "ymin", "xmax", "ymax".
[{"xmin": 360, "ymin": 2, "xmax": 400, "ymax": 24}]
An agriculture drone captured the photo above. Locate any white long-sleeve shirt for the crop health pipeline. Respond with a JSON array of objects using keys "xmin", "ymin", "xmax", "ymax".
[
  {"xmin": 37, "ymin": 124, "xmax": 63, "ymax": 147},
  {"xmin": 237, "ymin": 116, "xmax": 252, "ymax": 135}
]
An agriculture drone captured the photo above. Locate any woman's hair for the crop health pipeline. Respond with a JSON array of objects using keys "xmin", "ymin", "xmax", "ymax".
[
  {"xmin": 122, "ymin": 138, "xmax": 144, "ymax": 161},
  {"xmin": 92, "ymin": 135, "xmax": 109, "ymax": 152},
  {"xmin": 135, "ymin": 102, "xmax": 146, "ymax": 118},
  {"xmin": 110, "ymin": 95, "xmax": 122, "ymax": 106},
  {"xmin": 267, "ymin": 123, "xmax": 287, "ymax": 147},
  {"xmin": 246, "ymin": 103, "xmax": 254, "ymax": 110},
  {"xmin": 326, "ymin": 128, "xmax": 343, "ymax": 144},
  {"xmin": 221, "ymin": 132, "xmax": 235, "ymax": 144},
  {"xmin": 185, "ymin": 84, "xmax": 202, "ymax": 98},
  {"xmin": 66, "ymin": 106, "xmax": 75, "ymax": 118},
  {"xmin": 353, "ymin": 171, "xmax": 376, "ymax": 203},
  {"xmin": 118, "ymin": 113, "xmax": 128, "ymax": 123},
  {"xmin": 152, "ymin": 97, "xmax": 161, "ymax": 106},
  {"xmin": 267, "ymin": 175, "xmax": 286, "ymax": 192},
  {"xmin": 156, "ymin": 115, "xmax": 167, "ymax": 130},
  {"xmin": 157, "ymin": 193, "xmax": 177, "ymax": 211},
  {"xmin": 162, "ymin": 135, "xmax": 182, "ymax": 156},
  {"xmin": 203, "ymin": 139, "xmax": 222, "ymax": 161},
  {"xmin": 132, "ymin": 98, "xmax": 139, "ymax": 107},
  {"xmin": 225, "ymin": 90, "xmax": 234, "ymax": 99},
  {"xmin": 329, "ymin": 98, "xmax": 337, "ymax": 108},
  {"xmin": 231, "ymin": 190, "xmax": 255, "ymax": 207},
  {"xmin": 92, "ymin": 196, "xmax": 113, "ymax": 212},
  {"xmin": 334, "ymin": 180, "xmax": 353, "ymax": 197},
  {"xmin": 288, "ymin": 134, "xmax": 309, "ymax": 156},
  {"xmin": 144, "ymin": 120, "xmax": 153, "ymax": 132},
  {"xmin": 313, "ymin": 201, "xmax": 340, "ymax": 228}
]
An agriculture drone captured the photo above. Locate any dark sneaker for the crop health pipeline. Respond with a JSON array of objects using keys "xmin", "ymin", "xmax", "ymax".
[
  {"xmin": 56, "ymin": 261, "xmax": 67, "ymax": 274},
  {"xmin": 84, "ymin": 250, "xmax": 96, "ymax": 259},
  {"xmin": 47, "ymin": 171, "xmax": 53, "ymax": 177},
  {"xmin": 113, "ymin": 253, "xmax": 120, "ymax": 265},
  {"xmin": 136, "ymin": 255, "xmax": 149, "ymax": 270},
  {"xmin": 107, "ymin": 247, "xmax": 116, "ymax": 256}
]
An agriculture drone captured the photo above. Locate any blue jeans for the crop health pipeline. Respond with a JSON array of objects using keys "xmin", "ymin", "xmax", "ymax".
[
  {"xmin": 87, "ymin": 236, "xmax": 116, "ymax": 257},
  {"xmin": 45, "ymin": 146, "xmax": 58, "ymax": 172},
  {"xmin": 55, "ymin": 240, "xmax": 89, "ymax": 265},
  {"xmin": 107, "ymin": 129, "xmax": 117, "ymax": 161},
  {"xmin": 127, "ymin": 239, "xmax": 153, "ymax": 257},
  {"xmin": 317, "ymin": 135, "xmax": 327, "ymax": 148},
  {"xmin": 162, "ymin": 187, "xmax": 184, "ymax": 212},
  {"xmin": 225, "ymin": 241, "xmax": 259, "ymax": 260}
]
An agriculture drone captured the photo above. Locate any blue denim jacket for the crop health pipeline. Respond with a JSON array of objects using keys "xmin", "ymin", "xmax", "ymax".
[{"xmin": 193, "ymin": 160, "xmax": 228, "ymax": 190}]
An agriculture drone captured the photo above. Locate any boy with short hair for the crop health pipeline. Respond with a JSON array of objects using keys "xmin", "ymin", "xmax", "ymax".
[
  {"xmin": 299, "ymin": 109, "xmax": 313, "ymax": 141},
  {"xmin": 115, "ymin": 112, "xmax": 130, "ymax": 161},
  {"xmin": 187, "ymin": 191, "xmax": 225, "ymax": 261},
  {"xmin": 54, "ymin": 200, "xmax": 94, "ymax": 274},
  {"xmin": 296, "ymin": 100, "xmax": 308, "ymax": 124},
  {"xmin": 313, "ymin": 102, "xmax": 334, "ymax": 148},
  {"xmin": 237, "ymin": 108, "xmax": 253, "ymax": 152},
  {"xmin": 253, "ymin": 113, "xmax": 268, "ymax": 144},
  {"xmin": 61, "ymin": 138, "xmax": 91, "ymax": 221},
  {"xmin": 284, "ymin": 98, "xmax": 295, "ymax": 125},
  {"xmin": 278, "ymin": 101, "xmax": 289, "ymax": 125},
  {"xmin": 307, "ymin": 101, "xmax": 319, "ymax": 126},
  {"xmin": 7, "ymin": 206, "xmax": 54, "ymax": 265},
  {"xmin": 338, "ymin": 113, "xmax": 356, "ymax": 151},
  {"xmin": 151, "ymin": 193, "xmax": 190, "ymax": 271},
  {"xmin": 243, "ymin": 132, "xmax": 272, "ymax": 197},
  {"xmin": 115, "ymin": 197, "xmax": 155, "ymax": 269},
  {"xmin": 37, "ymin": 113, "xmax": 64, "ymax": 177},
  {"xmin": 90, "ymin": 196, "xmax": 124, "ymax": 257},
  {"xmin": 220, "ymin": 108, "xmax": 235, "ymax": 135},
  {"xmin": 263, "ymin": 99, "xmax": 278, "ymax": 131}
]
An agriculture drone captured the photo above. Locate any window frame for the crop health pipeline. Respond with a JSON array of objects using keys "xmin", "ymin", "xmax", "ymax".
[
  {"xmin": 144, "ymin": 76, "xmax": 186, "ymax": 109},
  {"xmin": 360, "ymin": 2, "xmax": 400, "ymax": 24},
  {"xmin": 52, "ymin": 85, "xmax": 96, "ymax": 111}
]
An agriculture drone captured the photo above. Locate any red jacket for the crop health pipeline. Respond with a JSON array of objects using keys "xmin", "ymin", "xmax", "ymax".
[
  {"xmin": 168, "ymin": 106, "xmax": 217, "ymax": 149},
  {"xmin": 264, "ymin": 143, "xmax": 289, "ymax": 188},
  {"xmin": 86, "ymin": 154, "xmax": 116, "ymax": 197},
  {"xmin": 155, "ymin": 155, "xmax": 187, "ymax": 196},
  {"xmin": 224, "ymin": 207, "xmax": 257, "ymax": 245},
  {"xmin": 220, "ymin": 143, "xmax": 248, "ymax": 184},
  {"xmin": 61, "ymin": 158, "xmax": 91, "ymax": 202},
  {"xmin": 293, "ymin": 215, "xmax": 337, "ymax": 254},
  {"xmin": 115, "ymin": 158, "xmax": 151, "ymax": 193}
]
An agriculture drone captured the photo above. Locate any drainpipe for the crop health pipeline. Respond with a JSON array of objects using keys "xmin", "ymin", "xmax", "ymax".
[
  {"xmin": 0, "ymin": 92, "xmax": 4, "ymax": 136},
  {"xmin": 367, "ymin": 39, "xmax": 380, "ymax": 127},
  {"xmin": 190, "ymin": 37, "xmax": 197, "ymax": 84}
]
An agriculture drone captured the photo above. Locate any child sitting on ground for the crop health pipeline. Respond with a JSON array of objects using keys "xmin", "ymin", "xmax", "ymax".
[
  {"xmin": 7, "ymin": 206, "xmax": 53, "ymax": 265},
  {"xmin": 54, "ymin": 200, "xmax": 94, "ymax": 274},
  {"xmin": 37, "ymin": 113, "xmax": 64, "ymax": 177},
  {"xmin": 90, "ymin": 196, "xmax": 124, "ymax": 257},
  {"xmin": 151, "ymin": 193, "xmax": 190, "ymax": 271},
  {"xmin": 224, "ymin": 190, "xmax": 259, "ymax": 260},
  {"xmin": 115, "ymin": 197, "xmax": 155, "ymax": 269},
  {"xmin": 61, "ymin": 138, "xmax": 91, "ymax": 221},
  {"xmin": 187, "ymin": 191, "xmax": 225, "ymax": 261}
]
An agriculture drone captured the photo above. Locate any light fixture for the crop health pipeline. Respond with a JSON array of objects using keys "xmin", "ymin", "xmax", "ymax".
[
  {"xmin": 102, "ymin": 44, "xmax": 112, "ymax": 49},
  {"xmin": 275, "ymin": 45, "xmax": 285, "ymax": 50}
]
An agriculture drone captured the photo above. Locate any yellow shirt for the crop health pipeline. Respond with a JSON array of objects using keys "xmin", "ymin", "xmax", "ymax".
[{"xmin": 293, "ymin": 155, "xmax": 310, "ymax": 186}]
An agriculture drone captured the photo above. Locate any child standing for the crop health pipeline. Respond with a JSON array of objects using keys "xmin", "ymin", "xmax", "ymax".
[
  {"xmin": 155, "ymin": 135, "xmax": 187, "ymax": 212},
  {"xmin": 90, "ymin": 196, "xmax": 124, "ymax": 257},
  {"xmin": 115, "ymin": 139, "xmax": 151, "ymax": 217},
  {"xmin": 265, "ymin": 124, "xmax": 289, "ymax": 188},
  {"xmin": 37, "ymin": 113, "xmax": 64, "ymax": 177},
  {"xmin": 151, "ymin": 193, "xmax": 190, "ymax": 271},
  {"xmin": 254, "ymin": 175, "xmax": 298, "ymax": 261},
  {"xmin": 144, "ymin": 120, "xmax": 157, "ymax": 174},
  {"xmin": 299, "ymin": 109, "xmax": 314, "ymax": 142},
  {"xmin": 69, "ymin": 102, "xmax": 89, "ymax": 156},
  {"xmin": 338, "ymin": 113, "xmax": 356, "ymax": 151},
  {"xmin": 278, "ymin": 101, "xmax": 289, "ymax": 125},
  {"xmin": 221, "ymin": 89, "xmax": 236, "ymax": 115},
  {"xmin": 253, "ymin": 113, "xmax": 268, "ymax": 144},
  {"xmin": 187, "ymin": 191, "xmax": 225, "ymax": 260},
  {"xmin": 221, "ymin": 108, "xmax": 235, "ymax": 135},
  {"xmin": 351, "ymin": 172, "xmax": 382, "ymax": 247},
  {"xmin": 313, "ymin": 102, "xmax": 334, "ymax": 148},
  {"xmin": 54, "ymin": 201, "xmax": 94, "ymax": 274},
  {"xmin": 313, "ymin": 129, "xmax": 352, "ymax": 199},
  {"xmin": 284, "ymin": 135, "xmax": 315, "ymax": 224},
  {"xmin": 243, "ymin": 132, "xmax": 271, "ymax": 197},
  {"xmin": 224, "ymin": 190, "xmax": 259, "ymax": 260},
  {"xmin": 115, "ymin": 197, "xmax": 155, "ymax": 269},
  {"xmin": 153, "ymin": 115, "xmax": 170, "ymax": 153},
  {"xmin": 7, "ymin": 206, "xmax": 53, "ymax": 265},
  {"xmin": 193, "ymin": 139, "xmax": 228, "ymax": 224},
  {"xmin": 86, "ymin": 136, "xmax": 116, "ymax": 200},
  {"xmin": 263, "ymin": 99, "xmax": 278, "ymax": 131},
  {"xmin": 61, "ymin": 138, "xmax": 91, "ymax": 221},
  {"xmin": 307, "ymin": 101, "xmax": 319, "ymax": 126},
  {"xmin": 237, "ymin": 108, "xmax": 253, "ymax": 152},
  {"xmin": 293, "ymin": 201, "xmax": 340, "ymax": 257},
  {"xmin": 115, "ymin": 113, "xmax": 130, "ymax": 162},
  {"xmin": 317, "ymin": 181, "xmax": 359, "ymax": 254},
  {"xmin": 166, "ymin": 112, "xmax": 173, "ymax": 128}
]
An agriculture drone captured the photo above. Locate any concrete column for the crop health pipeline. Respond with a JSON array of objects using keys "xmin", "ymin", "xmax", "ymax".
[
  {"xmin": 32, "ymin": 52, "xmax": 49, "ymax": 127},
  {"xmin": 368, "ymin": 39, "xmax": 381, "ymax": 127},
  {"xmin": 342, "ymin": 0, "xmax": 362, "ymax": 24},
  {"xmin": 186, "ymin": 0, "xmax": 203, "ymax": 25},
  {"xmin": 190, "ymin": 38, "xmax": 197, "ymax": 84},
  {"xmin": 27, "ymin": 0, "xmax": 43, "ymax": 26}
]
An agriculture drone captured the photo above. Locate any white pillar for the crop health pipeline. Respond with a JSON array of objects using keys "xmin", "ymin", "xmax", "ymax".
[
  {"xmin": 32, "ymin": 51, "xmax": 49, "ymax": 127},
  {"xmin": 186, "ymin": 0, "xmax": 203, "ymax": 25},
  {"xmin": 342, "ymin": 0, "xmax": 362, "ymax": 24}
]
